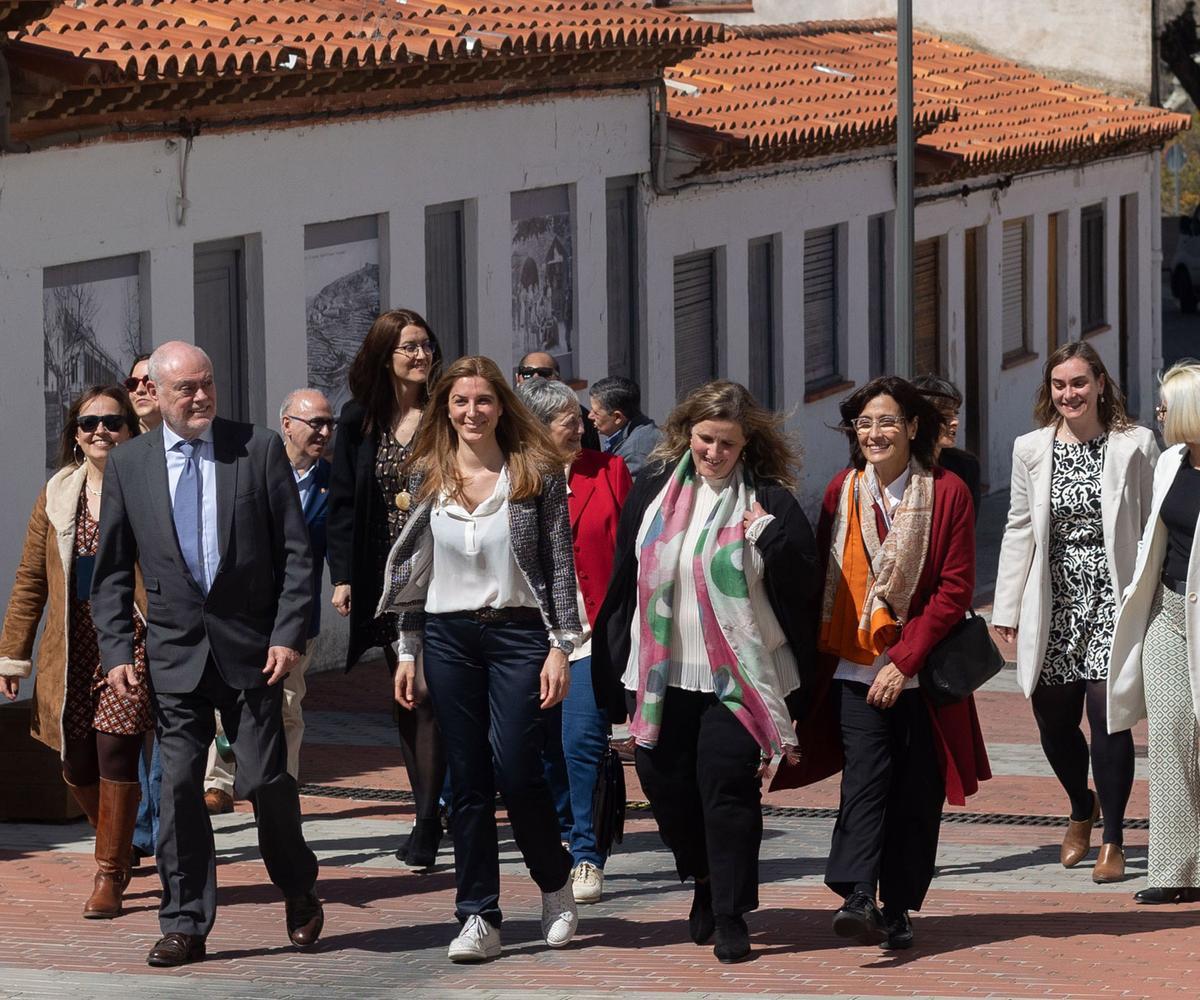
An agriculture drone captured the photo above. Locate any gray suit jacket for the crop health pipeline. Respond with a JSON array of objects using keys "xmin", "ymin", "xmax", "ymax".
[
  {"xmin": 612, "ymin": 418, "xmax": 661, "ymax": 477},
  {"xmin": 92, "ymin": 418, "xmax": 314, "ymax": 694}
]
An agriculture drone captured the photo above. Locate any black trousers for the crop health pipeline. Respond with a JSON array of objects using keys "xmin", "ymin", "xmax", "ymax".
[
  {"xmin": 634, "ymin": 687, "xmax": 764, "ymax": 917},
  {"xmin": 423, "ymin": 614, "xmax": 571, "ymax": 928},
  {"xmin": 825, "ymin": 681, "xmax": 945, "ymax": 913},
  {"xmin": 154, "ymin": 659, "xmax": 318, "ymax": 938}
]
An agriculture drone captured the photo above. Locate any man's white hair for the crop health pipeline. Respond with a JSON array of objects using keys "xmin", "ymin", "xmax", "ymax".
[
  {"xmin": 147, "ymin": 341, "xmax": 213, "ymax": 384},
  {"xmin": 279, "ymin": 388, "xmax": 331, "ymax": 425}
]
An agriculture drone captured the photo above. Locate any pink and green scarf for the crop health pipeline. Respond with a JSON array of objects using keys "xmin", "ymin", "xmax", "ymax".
[{"xmin": 631, "ymin": 453, "xmax": 797, "ymax": 757}]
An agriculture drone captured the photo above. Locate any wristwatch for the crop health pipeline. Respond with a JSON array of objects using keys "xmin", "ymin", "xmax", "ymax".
[{"xmin": 549, "ymin": 636, "xmax": 575, "ymax": 656}]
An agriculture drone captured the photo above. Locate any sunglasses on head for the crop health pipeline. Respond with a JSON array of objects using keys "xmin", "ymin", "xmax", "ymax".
[
  {"xmin": 78, "ymin": 414, "xmax": 127, "ymax": 433},
  {"xmin": 516, "ymin": 366, "xmax": 556, "ymax": 379},
  {"xmin": 123, "ymin": 375, "xmax": 151, "ymax": 392}
]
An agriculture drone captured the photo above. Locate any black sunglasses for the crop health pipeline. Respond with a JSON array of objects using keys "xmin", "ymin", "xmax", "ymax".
[
  {"xmin": 123, "ymin": 375, "xmax": 151, "ymax": 392},
  {"xmin": 78, "ymin": 414, "xmax": 127, "ymax": 433},
  {"xmin": 516, "ymin": 366, "xmax": 556, "ymax": 379},
  {"xmin": 286, "ymin": 414, "xmax": 337, "ymax": 432}
]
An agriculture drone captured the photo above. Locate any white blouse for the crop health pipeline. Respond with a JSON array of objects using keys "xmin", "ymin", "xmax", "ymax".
[
  {"xmin": 621, "ymin": 471, "xmax": 800, "ymax": 695},
  {"xmin": 424, "ymin": 467, "xmax": 539, "ymax": 615}
]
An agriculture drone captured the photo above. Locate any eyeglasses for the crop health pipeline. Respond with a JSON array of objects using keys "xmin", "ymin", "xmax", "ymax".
[
  {"xmin": 851, "ymin": 415, "xmax": 906, "ymax": 433},
  {"xmin": 123, "ymin": 375, "xmax": 151, "ymax": 392},
  {"xmin": 394, "ymin": 341, "xmax": 434, "ymax": 358},
  {"xmin": 516, "ymin": 366, "xmax": 556, "ymax": 379},
  {"xmin": 286, "ymin": 414, "xmax": 337, "ymax": 433},
  {"xmin": 77, "ymin": 414, "xmax": 127, "ymax": 433}
]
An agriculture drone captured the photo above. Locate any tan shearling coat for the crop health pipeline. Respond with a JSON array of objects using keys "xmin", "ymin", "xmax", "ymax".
[{"xmin": 0, "ymin": 464, "xmax": 147, "ymax": 756}]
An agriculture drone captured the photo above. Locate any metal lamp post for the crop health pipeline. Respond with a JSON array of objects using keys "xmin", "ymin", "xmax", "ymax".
[{"xmin": 894, "ymin": 0, "xmax": 914, "ymax": 377}]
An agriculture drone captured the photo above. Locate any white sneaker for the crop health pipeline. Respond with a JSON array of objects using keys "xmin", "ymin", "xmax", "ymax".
[
  {"xmin": 447, "ymin": 914, "xmax": 501, "ymax": 962},
  {"xmin": 541, "ymin": 882, "xmax": 579, "ymax": 948},
  {"xmin": 571, "ymin": 862, "xmax": 604, "ymax": 904}
]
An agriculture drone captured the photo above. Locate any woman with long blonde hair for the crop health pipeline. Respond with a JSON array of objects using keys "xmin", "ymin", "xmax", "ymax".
[{"xmin": 378, "ymin": 356, "xmax": 582, "ymax": 963}]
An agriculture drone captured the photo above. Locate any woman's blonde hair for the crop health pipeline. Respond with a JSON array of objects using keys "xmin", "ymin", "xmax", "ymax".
[
  {"xmin": 648, "ymin": 380, "xmax": 799, "ymax": 489},
  {"xmin": 1159, "ymin": 360, "xmax": 1200, "ymax": 447},
  {"xmin": 408, "ymin": 355, "xmax": 563, "ymax": 503}
]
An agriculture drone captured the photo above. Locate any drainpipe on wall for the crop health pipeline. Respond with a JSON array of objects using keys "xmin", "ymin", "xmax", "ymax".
[
  {"xmin": 1150, "ymin": 158, "xmax": 1164, "ymax": 384},
  {"xmin": 649, "ymin": 80, "xmax": 675, "ymax": 196},
  {"xmin": 0, "ymin": 45, "xmax": 31, "ymax": 154}
]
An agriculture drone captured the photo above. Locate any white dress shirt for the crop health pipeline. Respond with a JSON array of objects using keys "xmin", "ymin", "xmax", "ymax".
[
  {"xmin": 833, "ymin": 464, "xmax": 920, "ymax": 689},
  {"xmin": 163, "ymin": 422, "xmax": 220, "ymax": 592}
]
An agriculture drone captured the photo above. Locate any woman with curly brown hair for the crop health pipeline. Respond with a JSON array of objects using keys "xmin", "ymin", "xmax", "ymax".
[
  {"xmin": 378, "ymin": 355, "xmax": 582, "ymax": 963},
  {"xmin": 0, "ymin": 385, "xmax": 149, "ymax": 919},
  {"xmin": 327, "ymin": 308, "xmax": 448, "ymax": 868},
  {"xmin": 591, "ymin": 380, "xmax": 819, "ymax": 964}
]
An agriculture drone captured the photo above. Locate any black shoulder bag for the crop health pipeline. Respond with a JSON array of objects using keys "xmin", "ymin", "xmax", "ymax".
[{"xmin": 918, "ymin": 609, "xmax": 1005, "ymax": 707}]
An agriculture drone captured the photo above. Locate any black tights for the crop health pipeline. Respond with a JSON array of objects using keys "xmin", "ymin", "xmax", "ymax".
[
  {"xmin": 62, "ymin": 730, "xmax": 143, "ymax": 786},
  {"xmin": 1031, "ymin": 679, "xmax": 1134, "ymax": 845},
  {"xmin": 386, "ymin": 646, "xmax": 447, "ymax": 822}
]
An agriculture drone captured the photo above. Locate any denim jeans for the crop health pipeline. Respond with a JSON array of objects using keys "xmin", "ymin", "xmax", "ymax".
[
  {"xmin": 133, "ymin": 734, "xmax": 161, "ymax": 857},
  {"xmin": 543, "ymin": 656, "xmax": 610, "ymax": 868}
]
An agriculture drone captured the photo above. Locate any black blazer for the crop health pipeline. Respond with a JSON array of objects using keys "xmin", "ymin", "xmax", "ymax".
[
  {"xmin": 301, "ymin": 457, "xmax": 332, "ymax": 640},
  {"xmin": 92, "ymin": 418, "xmax": 314, "ymax": 694},
  {"xmin": 590, "ymin": 461, "xmax": 820, "ymax": 725}
]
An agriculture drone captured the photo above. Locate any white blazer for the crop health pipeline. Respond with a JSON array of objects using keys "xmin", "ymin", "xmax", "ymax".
[
  {"xmin": 1108, "ymin": 445, "xmax": 1200, "ymax": 731},
  {"xmin": 992, "ymin": 424, "xmax": 1159, "ymax": 696}
]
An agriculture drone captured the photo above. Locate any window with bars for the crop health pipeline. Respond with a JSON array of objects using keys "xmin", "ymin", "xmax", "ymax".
[
  {"xmin": 673, "ymin": 249, "xmax": 718, "ymax": 398},
  {"xmin": 1081, "ymin": 203, "xmax": 1106, "ymax": 333},
  {"xmin": 747, "ymin": 235, "xmax": 779, "ymax": 408},
  {"xmin": 1001, "ymin": 219, "xmax": 1030, "ymax": 361},
  {"xmin": 804, "ymin": 226, "xmax": 839, "ymax": 390}
]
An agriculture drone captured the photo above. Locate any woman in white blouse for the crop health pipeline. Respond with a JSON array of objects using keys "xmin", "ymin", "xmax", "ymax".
[
  {"xmin": 377, "ymin": 356, "xmax": 582, "ymax": 963},
  {"xmin": 591, "ymin": 381, "xmax": 818, "ymax": 965}
]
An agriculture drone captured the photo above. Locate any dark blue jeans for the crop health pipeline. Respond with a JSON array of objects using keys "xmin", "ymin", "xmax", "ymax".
[
  {"xmin": 423, "ymin": 614, "xmax": 572, "ymax": 928},
  {"xmin": 543, "ymin": 656, "xmax": 610, "ymax": 867},
  {"xmin": 133, "ymin": 734, "xmax": 161, "ymax": 857}
]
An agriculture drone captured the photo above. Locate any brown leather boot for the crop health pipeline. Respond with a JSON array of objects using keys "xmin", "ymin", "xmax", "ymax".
[
  {"xmin": 66, "ymin": 778, "xmax": 100, "ymax": 828},
  {"xmin": 83, "ymin": 779, "xmax": 141, "ymax": 919},
  {"xmin": 1093, "ymin": 843, "xmax": 1126, "ymax": 883},
  {"xmin": 1060, "ymin": 792, "xmax": 1100, "ymax": 868}
]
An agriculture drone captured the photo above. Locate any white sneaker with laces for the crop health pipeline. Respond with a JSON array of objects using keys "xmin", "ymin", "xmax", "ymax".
[
  {"xmin": 447, "ymin": 914, "xmax": 501, "ymax": 962},
  {"xmin": 571, "ymin": 862, "xmax": 604, "ymax": 904},
  {"xmin": 541, "ymin": 882, "xmax": 579, "ymax": 948}
]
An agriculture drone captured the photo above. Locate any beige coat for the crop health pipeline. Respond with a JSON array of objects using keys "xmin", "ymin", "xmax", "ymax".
[
  {"xmin": 992, "ymin": 424, "xmax": 1159, "ymax": 696},
  {"xmin": 1108, "ymin": 445, "xmax": 1200, "ymax": 731},
  {"xmin": 0, "ymin": 465, "xmax": 146, "ymax": 755}
]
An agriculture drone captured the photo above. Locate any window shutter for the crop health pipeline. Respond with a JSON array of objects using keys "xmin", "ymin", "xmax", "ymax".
[
  {"xmin": 912, "ymin": 238, "xmax": 940, "ymax": 376},
  {"xmin": 1001, "ymin": 220, "xmax": 1028, "ymax": 358},
  {"xmin": 748, "ymin": 238, "xmax": 776, "ymax": 407},
  {"xmin": 804, "ymin": 227, "xmax": 838, "ymax": 387},
  {"xmin": 424, "ymin": 204, "xmax": 466, "ymax": 361},
  {"xmin": 674, "ymin": 250, "xmax": 716, "ymax": 398},
  {"xmin": 1080, "ymin": 204, "xmax": 1106, "ymax": 331},
  {"xmin": 606, "ymin": 181, "xmax": 638, "ymax": 381}
]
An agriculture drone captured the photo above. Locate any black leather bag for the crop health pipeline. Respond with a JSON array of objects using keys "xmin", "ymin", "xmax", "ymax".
[
  {"xmin": 919, "ymin": 610, "xmax": 1005, "ymax": 706},
  {"xmin": 592, "ymin": 744, "xmax": 627, "ymax": 856}
]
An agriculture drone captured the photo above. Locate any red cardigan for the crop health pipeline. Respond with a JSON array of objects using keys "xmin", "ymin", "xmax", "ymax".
[
  {"xmin": 568, "ymin": 449, "xmax": 632, "ymax": 625},
  {"xmin": 773, "ymin": 465, "xmax": 991, "ymax": 805}
]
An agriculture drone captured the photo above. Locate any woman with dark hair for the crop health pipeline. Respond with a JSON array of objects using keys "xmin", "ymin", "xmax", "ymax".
[
  {"xmin": 125, "ymin": 353, "xmax": 160, "ymax": 433},
  {"xmin": 327, "ymin": 308, "xmax": 448, "ymax": 868},
  {"xmin": 994, "ymin": 342, "xmax": 1157, "ymax": 884},
  {"xmin": 379, "ymin": 356, "xmax": 582, "ymax": 962},
  {"xmin": 784, "ymin": 375, "xmax": 989, "ymax": 951},
  {"xmin": 911, "ymin": 374, "xmax": 981, "ymax": 517},
  {"xmin": 0, "ymin": 386, "xmax": 149, "ymax": 919},
  {"xmin": 591, "ymin": 380, "xmax": 818, "ymax": 964}
]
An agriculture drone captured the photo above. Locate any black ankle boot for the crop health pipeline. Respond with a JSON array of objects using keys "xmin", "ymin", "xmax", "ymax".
[
  {"xmin": 403, "ymin": 818, "xmax": 443, "ymax": 870},
  {"xmin": 713, "ymin": 914, "xmax": 750, "ymax": 964},
  {"xmin": 688, "ymin": 880, "xmax": 715, "ymax": 944}
]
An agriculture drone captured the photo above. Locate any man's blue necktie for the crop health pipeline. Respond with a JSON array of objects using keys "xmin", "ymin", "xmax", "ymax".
[{"xmin": 173, "ymin": 440, "xmax": 205, "ymax": 591}]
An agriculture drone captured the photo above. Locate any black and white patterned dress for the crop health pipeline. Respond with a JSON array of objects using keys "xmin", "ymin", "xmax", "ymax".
[{"xmin": 1040, "ymin": 435, "xmax": 1115, "ymax": 687}]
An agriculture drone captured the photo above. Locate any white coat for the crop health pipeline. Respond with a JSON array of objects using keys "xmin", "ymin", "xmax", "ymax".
[
  {"xmin": 991, "ymin": 424, "xmax": 1159, "ymax": 697},
  {"xmin": 1107, "ymin": 444, "xmax": 1200, "ymax": 731}
]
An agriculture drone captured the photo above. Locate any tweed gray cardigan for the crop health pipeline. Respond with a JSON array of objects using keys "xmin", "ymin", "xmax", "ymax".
[{"xmin": 375, "ymin": 467, "xmax": 581, "ymax": 657}]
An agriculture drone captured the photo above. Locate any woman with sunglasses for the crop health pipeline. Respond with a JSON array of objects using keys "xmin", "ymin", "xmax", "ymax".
[
  {"xmin": 328, "ymin": 308, "xmax": 449, "ymax": 868},
  {"xmin": 125, "ymin": 354, "xmax": 161, "ymax": 433},
  {"xmin": 0, "ymin": 385, "xmax": 149, "ymax": 919}
]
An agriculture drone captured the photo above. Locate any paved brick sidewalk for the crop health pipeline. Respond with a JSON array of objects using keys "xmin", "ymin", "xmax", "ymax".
[{"xmin": 1, "ymin": 661, "xmax": 1191, "ymax": 1000}]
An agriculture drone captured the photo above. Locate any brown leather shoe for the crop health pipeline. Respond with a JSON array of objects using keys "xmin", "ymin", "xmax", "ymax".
[
  {"xmin": 1093, "ymin": 843, "xmax": 1126, "ymax": 883},
  {"xmin": 147, "ymin": 932, "xmax": 206, "ymax": 967},
  {"xmin": 83, "ymin": 779, "xmax": 140, "ymax": 919},
  {"xmin": 1060, "ymin": 793, "xmax": 1099, "ymax": 868},
  {"xmin": 204, "ymin": 789, "xmax": 234, "ymax": 815},
  {"xmin": 285, "ymin": 891, "xmax": 324, "ymax": 950}
]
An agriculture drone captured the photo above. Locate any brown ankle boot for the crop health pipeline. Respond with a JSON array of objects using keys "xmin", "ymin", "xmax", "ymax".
[
  {"xmin": 1060, "ymin": 792, "xmax": 1100, "ymax": 868},
  {"xmin": 66, "ymin": 778, "xmax": 100, "ymax": 828},
  {"xmin": 83, "ymin": 779, "xmax": 141, "ymax": 919}
]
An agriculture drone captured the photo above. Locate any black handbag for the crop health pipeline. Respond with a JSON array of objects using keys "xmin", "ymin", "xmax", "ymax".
[
  {"xmin": 919, "ymin": 610, "xmax": 1005, "ymax": 706},
  {"xmin": 591, "ymin": 743, "xmax": 627, "ymax": 856}
]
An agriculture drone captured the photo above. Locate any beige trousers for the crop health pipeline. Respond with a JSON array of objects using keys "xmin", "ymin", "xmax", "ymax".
[{"xmin": 203, "ymin": 640, "xmax": 315, "ymax": 794}]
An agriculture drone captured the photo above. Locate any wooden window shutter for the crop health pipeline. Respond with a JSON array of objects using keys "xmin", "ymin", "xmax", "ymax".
[
  {"xmin": 804, "ymin": 227, "xmax": 838, "ymax": 387},
  {"xmin": 674, "ymin": 250, "xmax": 716, "ymax": 398},
  {"xmin": 1001, "ymin": 220, "xmax": 1028, "ymax": 359},
  {"xmin": 913, "ymin": 237, "xmax": 940, "ymax": 376}
]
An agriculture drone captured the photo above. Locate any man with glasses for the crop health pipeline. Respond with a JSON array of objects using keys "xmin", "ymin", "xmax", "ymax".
[
  {"xmin": 515, "ymin": 351, "xmax": 600, "ymax": 450},
  {"xmin": 203, "ymin": 389, "xmax": 335, "ymax": 814}
]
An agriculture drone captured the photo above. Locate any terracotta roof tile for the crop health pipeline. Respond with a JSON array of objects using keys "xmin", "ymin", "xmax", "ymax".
[{"xmin": 668, "ymin": 21, "xmax": 1187, "ymax": 179}]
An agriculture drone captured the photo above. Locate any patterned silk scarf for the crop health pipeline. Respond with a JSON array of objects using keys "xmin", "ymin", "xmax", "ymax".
[{"xmin": 631, "ymin": 453, "xmax": 797, "ymax": 757}]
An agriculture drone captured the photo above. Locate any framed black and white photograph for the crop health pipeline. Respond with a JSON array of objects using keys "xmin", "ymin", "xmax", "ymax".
[
  {"xmin": 511, "ymin": 185, "xmax": 575, "ymax": 376},
  {"xmin": 43, "ymin": 254, "xmax": 143, "ymax": 477}
]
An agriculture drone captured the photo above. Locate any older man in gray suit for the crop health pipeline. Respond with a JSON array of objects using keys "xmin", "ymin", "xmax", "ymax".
[{"xmin": 92, "ymin": 341, "xmax": 322, "ymax": 968}]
